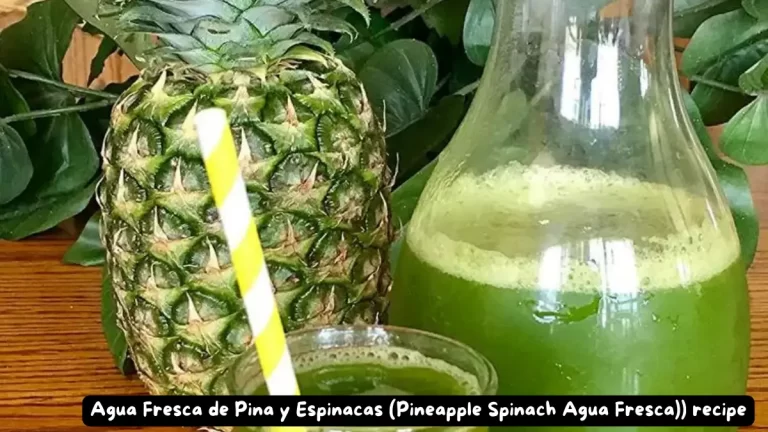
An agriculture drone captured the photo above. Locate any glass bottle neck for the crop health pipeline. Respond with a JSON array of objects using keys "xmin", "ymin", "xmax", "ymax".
[
  {"xmin": 448, "ymin": 0, "xmax": 686, "ymax": 176},
  {"xmin": 480, "ymin": 0, "xmax": 676, "ymax": 114}
]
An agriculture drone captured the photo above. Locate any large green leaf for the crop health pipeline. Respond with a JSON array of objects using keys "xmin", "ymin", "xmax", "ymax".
[
  {"xmin": 0, "ymin": 0, "xmax": 78, "ymax": 80},
  {"xmin": 359, "ymin": 39, "xmax": 439, "ymax": 137},
  {"xmin": 25, "ymin": 113, "xmax": 100, "ymax": 199},
  {"xmin": 0, "ymin": 1, "xmax": 100, "ymax": 239},
  {"xmin": 691, "ymin": 85, "xmax": 753, "ymax": 127},
  {"xmin": 64, "ymin": 0, "xmax": 152, "ymax": 67},
  {"xmin": 0, "ymin": 122, "xmax": 33, "ymax": 206},
  {"xmin": 739, "ymin": 53, "xmax": 768, "ymax": 93},
  {"xmin": 0, "ymin": 177, "xmax": 97, "ymax": 240},
  {"xmin": 720, "ymin": 95, "xmax": 768, "ymax": 165},
  {"xmin": 63, "ymin": 211, "xmax": 106, "ymax": 266},
  {"xmin": 0, "ymin": 114, "xmax": 99, "ymax": 240},
  {"xmin": 101, "ymin": 266, "xmax": 132, "ymax": 375},
  {"xmin": 5, "ymin": 10, "xmax": 109, "ymax": 200},
  {"xmin": 339, "ymin": 42, "xmax": 378, "ymax": 73},
  {"xmin": 689, "ymin": 37, "xmax": 768, "ymax": 125},
  {"xmin": 685, "ymin": 13, "xmax": 768, "ymax": 124},
  {"xmin": 463, "ymin": 0, "xmax": 494, "ymax": 66},
  {"xmin": 743, "ymin": 0, "xmax": 768, "ymax": 20},
  {"xmin": 418, "ymin": 0, "xmax": 470, "ymax": 45},
  {"xmin": 684, "ymin": 90, "xmax": 759, "ymax": 267},
  {"xmin": 682, "ymin": 9, "xmax": 768, "ymax": 77},
  {"xmin": 336, "ymin": 13, "xmax": 402, "ymax": 73},
  {"xmin": 388, "ymin": 95, "xmax": 466, "ymax": 182},
  {"xmin": 0, "ymin": 2, "xmax": 101, "ymax": 179},
  {"xmin": 673, "ymin": 0, "xmax": 742, "ymax": 38},
  {"xmin": 0, "ymin": 0, "xmax": 79, "ymax": 111}
]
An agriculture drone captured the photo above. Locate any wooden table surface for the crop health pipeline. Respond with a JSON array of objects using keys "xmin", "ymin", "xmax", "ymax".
[{"xmin": 2, "ymin": 168, "xmax": 768, "ymax": 432}]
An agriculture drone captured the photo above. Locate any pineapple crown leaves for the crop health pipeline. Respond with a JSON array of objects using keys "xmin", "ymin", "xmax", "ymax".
[{"xmin": 99, "ymin": 0, "xmax": 370, "ymax": 72}]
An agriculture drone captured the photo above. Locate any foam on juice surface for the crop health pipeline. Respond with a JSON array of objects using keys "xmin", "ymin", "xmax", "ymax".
[
  {"xmin": 407, "ymin": 163, "xmax": 741, "ymax": 293},
  {"xmin": 293, "ymin": 345, "xmax": 482, "ymax": 395}
]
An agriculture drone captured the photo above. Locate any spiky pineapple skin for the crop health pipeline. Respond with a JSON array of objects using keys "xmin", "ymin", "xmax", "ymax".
[{"xmin": 97, "ymin": 59, "xmax": 393, "ymax": 395}]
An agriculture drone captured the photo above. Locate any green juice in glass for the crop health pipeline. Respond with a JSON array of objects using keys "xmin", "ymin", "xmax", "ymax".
[
  {"xmin": 250, "ymin": 345, "xmax": 482, "ymax": 396},
  {"xmin": 389, "ymin": 163, "xmax": 750, "ymax": 432},
  {"xmin": 231, "ymin": 326, "xmax": 496, "ymax": 432}
]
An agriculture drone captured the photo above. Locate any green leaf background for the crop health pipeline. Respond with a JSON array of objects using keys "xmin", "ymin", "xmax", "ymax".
[
  {"xmin": 684, "ymin": 10, "xmax": 768, "ymax": 125},
  {"xmin": 0, "ymin": 0, "xmax": 102, "ymax": 240},
  {"xmin": 683, "ymin": 9, "xmax": 768, "ymax": 77},
  {"xmin": 674, "ymin": 0, "xmax": 742, "ymax": 38},
  {"xmin": 0, "ymin": 0, "xmax": 77, "ymax": 79},
  {"xmin": 359, "ymin": 39, "xmax": 439, "ymax": 136},
  {"xmin": 0, "ymin": 122, "xmax": 33, "ymax": 206},
  {"xmin": 721, "ymin": 95, "xmax": 768, "ymax": 165}
]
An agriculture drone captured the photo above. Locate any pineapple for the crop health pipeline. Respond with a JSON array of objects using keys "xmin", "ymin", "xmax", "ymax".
[{"xmin": 96, "ymin": 0, "xmax": 393, "ymax": 396}]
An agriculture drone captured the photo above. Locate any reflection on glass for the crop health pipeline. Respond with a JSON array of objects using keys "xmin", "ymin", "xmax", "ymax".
[
  {"xmin": 589, "ymin": 42, "xmax": 621, "ymax": 129},
  {"xmin": 560, "ymin": 18, "xmax": 582, "ymax": 123}
]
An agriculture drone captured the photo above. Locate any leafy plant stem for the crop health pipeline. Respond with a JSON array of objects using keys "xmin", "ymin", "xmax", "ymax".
[
  {"xmin": 388, "ymin": 0, "xmax": 446, "ymax": 32},
  {"xmin": 3, "ymin": 100, "xmax": 114, "ymax": 124},
  {"xmin": 455, "ymin": 79, "xmax": 480, "ymax": 95},
  {"xmin": 341, "ymin": 0, "xmax": 446, "ymax": 53},
  {"xmin": 689, "ymin": 74, "xmax": 749, "ymax": 95},
  {"xmin": 435, "ymin": 74, "xmax": 450, "ymax": 94},
  {"xmin": 8, "ymin": 69, "xmax": 119, "ymax": 101}
]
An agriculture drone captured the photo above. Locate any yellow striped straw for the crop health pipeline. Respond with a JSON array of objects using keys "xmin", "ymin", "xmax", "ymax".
[{"xmin": 194, "ymin": 109, "xmax": 304, "ymax": 430}]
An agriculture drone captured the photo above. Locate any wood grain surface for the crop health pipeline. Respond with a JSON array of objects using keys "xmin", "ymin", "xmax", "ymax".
[{"xmin": 0, "ymin": 167, "xmax": 766, "ymax": 431}]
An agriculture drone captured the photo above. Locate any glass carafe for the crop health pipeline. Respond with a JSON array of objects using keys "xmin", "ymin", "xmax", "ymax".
[{"xmin": 388, "ymin": 0, "xmax": 749, "ymax": 412}]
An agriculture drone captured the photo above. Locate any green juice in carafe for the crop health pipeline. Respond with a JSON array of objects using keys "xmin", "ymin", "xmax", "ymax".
[{"xmin": 389, "ymin": 163, "xmax": 749, "ymax": 430}]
